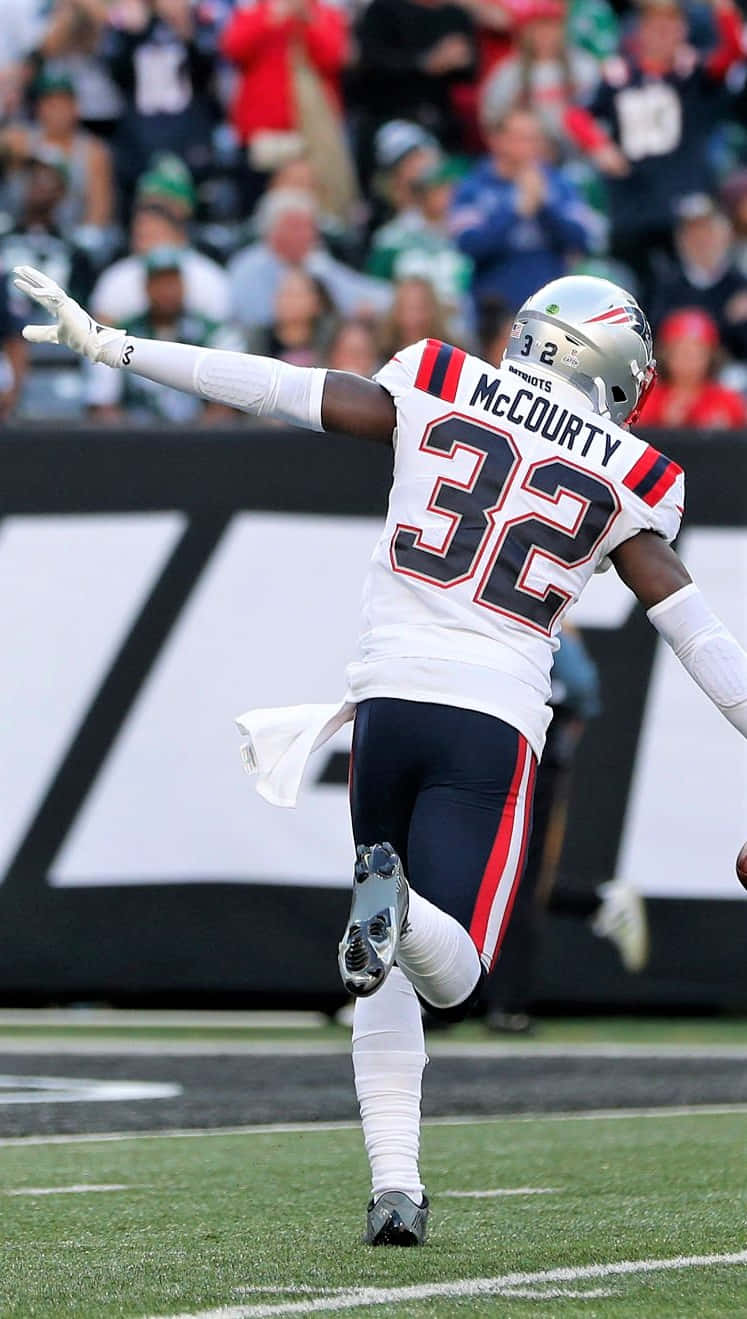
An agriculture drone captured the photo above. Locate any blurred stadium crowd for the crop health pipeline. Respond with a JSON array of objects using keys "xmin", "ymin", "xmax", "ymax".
[{"xmin": 0, "ymin": 0, "xmax": 746, "ymax": 426}]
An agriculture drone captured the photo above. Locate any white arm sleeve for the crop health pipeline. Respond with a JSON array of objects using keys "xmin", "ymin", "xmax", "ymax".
[
  {"xmin": 647, "ymin": 583, "xmax": 747, "ymax": 736},
  {"xmin": 111, "ymin": 336, "xmax": 326, "ymax": 431}
]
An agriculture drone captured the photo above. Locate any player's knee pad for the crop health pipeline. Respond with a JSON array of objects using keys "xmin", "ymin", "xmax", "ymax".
[{"xmin": 417, "ymin": 965, "xmax": 487, "ymax": 1024}]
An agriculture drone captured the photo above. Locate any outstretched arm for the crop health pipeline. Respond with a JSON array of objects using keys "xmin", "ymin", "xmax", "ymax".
[
  {"xmin": 13, "ymin": 266, "xmax": 397, "ymax": 444},
  {"xmin": 612, "ymin": 531, "xmax": 747, "ymax": 736}
]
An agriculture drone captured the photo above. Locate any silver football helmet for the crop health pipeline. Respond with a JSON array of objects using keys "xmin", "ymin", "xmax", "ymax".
[{"xmin": 504, "ymin": 276, "xmax": 656, "ymax": 427}]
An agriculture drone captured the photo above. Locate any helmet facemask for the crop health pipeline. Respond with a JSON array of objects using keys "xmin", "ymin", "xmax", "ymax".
[{"xmin": 625, "ymin": 357, "xmax": 657, "ymax": 428}]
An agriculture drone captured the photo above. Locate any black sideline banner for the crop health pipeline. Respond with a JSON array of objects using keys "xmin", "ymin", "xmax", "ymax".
[{"xmin": 0, "ymin": 427, "xmax": 745, "ymax": 1007}]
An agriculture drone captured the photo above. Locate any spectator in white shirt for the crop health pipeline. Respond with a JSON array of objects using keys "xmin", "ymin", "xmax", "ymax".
[
  {"xmin": 91, "ymin": 197, "xmax": 230, "ymax": 326},
  {"xmin": 228, "ymin": 189, "xmax": 392, "ymax": 331}
]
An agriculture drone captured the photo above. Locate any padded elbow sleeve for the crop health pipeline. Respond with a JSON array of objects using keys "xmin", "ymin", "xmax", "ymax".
[
  {"xmin": 195, "ymin": 352, "xmax": 326, "ymax": 430},
  {"xmin": 120, "ymin": 337, "xmax": 326, "ymax": 430},
  {"xmin": 648, "ymin": 584, "xmax": 747, "ymax": 735}
]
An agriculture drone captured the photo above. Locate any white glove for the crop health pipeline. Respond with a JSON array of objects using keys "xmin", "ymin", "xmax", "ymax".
[{"xmin": 12, "ymin": 265, "xmax": 127, "ymax": 367}]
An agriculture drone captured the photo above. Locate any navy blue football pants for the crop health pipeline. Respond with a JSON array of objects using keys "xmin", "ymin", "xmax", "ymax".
[{"xmin": 349, "ymin": 699, "xmax": 537, "ymax": 973}]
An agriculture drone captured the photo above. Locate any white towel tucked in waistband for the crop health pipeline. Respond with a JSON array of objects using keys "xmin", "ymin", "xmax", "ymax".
[{"xmin": 235, "ymin": 700, "xmax": 355, "ymax": 808}]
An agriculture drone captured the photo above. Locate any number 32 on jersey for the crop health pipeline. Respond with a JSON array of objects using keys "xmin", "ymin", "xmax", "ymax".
[{"xmin": 390, "ymin": 413, "xmax": 620, "ymax": 636}]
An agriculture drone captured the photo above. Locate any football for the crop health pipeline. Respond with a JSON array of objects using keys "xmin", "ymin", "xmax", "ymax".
[{"xmin": 736, "ymin": 842, "xmax": 747, "ymax": 891}]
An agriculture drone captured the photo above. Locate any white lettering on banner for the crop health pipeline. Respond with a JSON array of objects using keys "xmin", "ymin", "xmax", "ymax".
[
  {"xmin": 618, "ymin": 530, "xmax": 747, "ymax": 898},
  {"xmin": 0, "ymin": 514, "xmax": 185, "ymax": 880}
]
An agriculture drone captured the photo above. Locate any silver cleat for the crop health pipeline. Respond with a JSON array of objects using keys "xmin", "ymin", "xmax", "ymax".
[
  {"xmin": 365, "ymin": 1191, "xmax": 429, "ymax": 1246},
  {"xmin": 338, "ymin": 842, "xmax": 409, "ymax": 997}
]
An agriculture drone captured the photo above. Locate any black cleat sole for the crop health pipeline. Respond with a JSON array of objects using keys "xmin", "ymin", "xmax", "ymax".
[
  {"xmin": 338, "ymin": 843, "xmax": 409, "ymax": 998},
  {"xmin": 365, "ymin": 1192, "xmax": 429, "ymax": 1246}
]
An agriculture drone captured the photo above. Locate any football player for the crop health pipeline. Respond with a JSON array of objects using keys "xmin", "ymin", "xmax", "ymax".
[{"xmin": 14, "ymin": 265, "xmax": 747, "ymax": 1246}]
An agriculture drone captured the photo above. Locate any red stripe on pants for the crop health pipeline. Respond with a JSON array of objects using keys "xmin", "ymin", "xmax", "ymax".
[
  {"xmin": 469, "ymin": 737, "xmax": 530, "ymax": 959},
  {"xmin": 490, "ymin": 753, "xmax": 537, "ymax": 969}
]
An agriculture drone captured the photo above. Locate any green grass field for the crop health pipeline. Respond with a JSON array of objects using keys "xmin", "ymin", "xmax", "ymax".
[
  {"xmin": 0, "ymin": 1013, "xmax": 746, "ymax": 1046},
  {"xmin": 1, "ymin": 1109, "xmax": 745, "ymax": 1319}
]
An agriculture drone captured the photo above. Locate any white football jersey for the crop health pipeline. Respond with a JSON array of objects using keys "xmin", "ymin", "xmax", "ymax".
[{"xmin": 345, "ymin": 339, "xmax": 685, "ymax": 757}]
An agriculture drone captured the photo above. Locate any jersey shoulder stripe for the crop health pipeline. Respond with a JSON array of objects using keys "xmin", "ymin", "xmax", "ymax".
[
  {"xmin": 623, "ymin": 445, "xmax": 683, "ymax": 508},
  {"xmin": 414, "ymin": 339, "xmax": 466, "ymax": 403}
]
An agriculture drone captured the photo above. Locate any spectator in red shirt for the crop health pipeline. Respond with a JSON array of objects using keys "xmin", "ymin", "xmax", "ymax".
[
  {"xmin": 221, "ymin": 0, "xmax": 348, "ymax": 154},
  {"xmin": 639, "ymin": 308, "xmax": 747, "ymax": 429}
]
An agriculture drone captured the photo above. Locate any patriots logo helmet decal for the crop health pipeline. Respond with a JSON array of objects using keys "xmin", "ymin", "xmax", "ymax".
[
  {"xmin": 584, "ymin": 303, "xmax": 653, "ymax": 353},
  {"xmin": 629, "ymin": 305, "xmax": 654, "ymax": 355}
]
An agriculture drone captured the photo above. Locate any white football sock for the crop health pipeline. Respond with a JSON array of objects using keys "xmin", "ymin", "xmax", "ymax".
[
  {"xmin": 397, "ymin": 888, "xmax": 482, "ymax": 1010},
  {"xmin": 352, "ymin": 967, "xmax": 426, "ymax": 1203}
]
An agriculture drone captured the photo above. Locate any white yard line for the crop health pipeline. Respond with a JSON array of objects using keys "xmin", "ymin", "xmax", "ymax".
[
  {"xmin": 0, "ymin": 1103, "xmax": 745, "ymax": 1148},
  {"xmin": 441, "ymin": 1187, "xmax": 560, "ymax": 1199},
  {"xmin": 234, "ymin": 1291, "xmax": 349, "ymax": 1299},
  {"xmin": 233, "ymin": 1283, "xmax": 612, "ymax": 1301},
  {"xmin": 499, "ymin": 1286, "xmax": 615, "ymax": 1299},
  {"xmin": 3, "ymin": 1183, "xmax": 136, "ymax": 1196},
  {"xmin": 145, "ymin": 1250, "xmax": 747, "ymax": 1319},
  {"xmin": 0, "ymin": 1037, "xmax": 745, "ymax": 1058}
]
